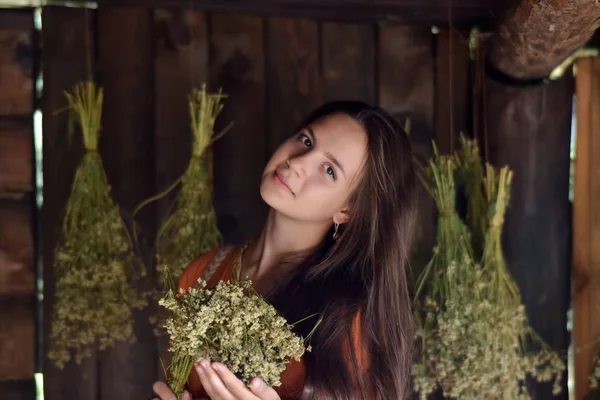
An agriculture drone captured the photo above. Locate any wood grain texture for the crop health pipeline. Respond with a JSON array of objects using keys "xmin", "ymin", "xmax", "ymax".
[
  {"xmin": 484, "ymin": 75, "xmax": 573, "ymax": 399},
  {"xmin": 378, "ymin": 25, "xmax": 436, "ymax": 267},
  {"xmin": 573, "ymin": 57, "xmax": 593, "ymax": 400},
  {"xmin": 489, "ymin": 0, "xmax": 600, "ymax": 79},
  {"xmin": 96, "ymin": 0, "xmax": 509, "ymax": 27},
  {"xmin": 0, "ymin": 200, "xmax": 34, "ymax": 296},
  {"xmin": 41, "ymin": 7, "xmax": 97, "ymax": 400},
  {"xmin": 434, "ymin": 28, "xmax": 471, "ymax": 154},
  {"xmin": 321, "ymin": 22, "xmax": 375, "ymax": 104},
  {"xmin": 588, "ymin": 58, "xmax": 600, "ymax": 400},
  {"xmin": 574, "ymin": 56, "xmax": 600, "ymax": 400},
  {"xmin": 0, "ymin": 9, "xmax": 33, "ymax": 116},
  {"xmin": 0, "ymin": 296, "xmax": 35, "ymax": 379},
  {"xmin": 153, "ymin": 8, "xmax": 208, "ymax": 379},
  {"xmin": 209, "ymin": 13, "xmax": 267, "ymax": 244},
  {"xmin": 97, "ymin": 7, "xmax": 157, "ymax": 400},
  {"xmin": 154, "ymin": 9, "xmax": 208, "ymax": 237},
  {"xmin": 0, "ymin": 121, "xmax": 33, "ymax": 194},
  {"xmin": 266, "ymin": 18, "xmax": 320, "ymax": 156},
  {"xmin": 0, "ymin": 379, "xmax": 36, "ymax": 400}
]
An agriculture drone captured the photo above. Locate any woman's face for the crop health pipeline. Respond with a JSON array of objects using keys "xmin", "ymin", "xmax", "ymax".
[{"xmin": 260, "ymin": 113, "xmax": 368, "ymax": 223}]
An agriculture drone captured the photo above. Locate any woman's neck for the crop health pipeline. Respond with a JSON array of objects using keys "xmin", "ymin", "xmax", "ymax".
[{"xmin": 244, "ymin": 209, "xmax": 330, "ymax": 278}]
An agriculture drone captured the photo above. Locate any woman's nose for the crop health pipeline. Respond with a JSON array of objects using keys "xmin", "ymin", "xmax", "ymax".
[{"xmin": 287, "ymin": 152, "xmax": 310, "ymax": 177}]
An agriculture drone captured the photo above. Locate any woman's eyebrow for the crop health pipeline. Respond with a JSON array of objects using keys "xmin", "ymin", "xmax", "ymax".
[
  {"xmin": 306, "ymin": 126, "xmax": 316, "ymax": 143},
  {"xmin": 307, "ymin": 126, "xmax": 346, "ymax": 178},
  {"xmin": 325, "ymin": 152, "xmax": 346, "ymax": 178}
]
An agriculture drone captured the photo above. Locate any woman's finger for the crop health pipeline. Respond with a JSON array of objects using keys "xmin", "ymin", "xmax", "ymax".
[
  {"xmin": 248, "ymin": 378, "xmax": 281, "ymax": 400},
  {"xmin": 152, "ymin": 381, "xmax": 176, "ymax": 400},
  {"xmin": 196, "ymin": 360, "xmax": 235, "ymax": 400},
  {"xmin": 211, "ymin": 363, "xmax": 261, "ymax": 400}
]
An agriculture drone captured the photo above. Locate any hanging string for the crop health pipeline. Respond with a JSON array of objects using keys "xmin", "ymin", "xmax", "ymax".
[
  {"xmin": 84, "ymin": 7, "xmax": 92, "ymax": 82},
  {"xmin": 447, "ymin": 0, "xmax": 454, "ymax": 154},
  {"xmin": 481, "ymin": 44, "xmax": 489, "ymax": 162}
]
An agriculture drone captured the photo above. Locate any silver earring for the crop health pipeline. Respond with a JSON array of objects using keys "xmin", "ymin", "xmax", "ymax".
[{"xmin": 333, "ymin": 223, "xmax": 340, "ymax": 241}]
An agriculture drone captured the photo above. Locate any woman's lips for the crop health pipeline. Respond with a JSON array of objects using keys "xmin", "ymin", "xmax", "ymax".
[{"xmin": 274, "ymin": 171, "xmax": 294, "ymax": 194}]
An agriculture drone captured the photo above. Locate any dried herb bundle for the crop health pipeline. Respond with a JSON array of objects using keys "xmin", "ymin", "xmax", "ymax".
[
  {"xmin": 412, "ymin": 139, "xmax": 565, "ymax": 399},
  {"xmin": 588, "ymin": 352, "xmax": 600, "ymax": 400},
  {"xmin": 150, "ymin": 85, "xmax": 230, "ymax": 287},
  {"xmin": 454, "ymin": 134, "xmax": 487, "ymax": 256},
  {"xmin": 48, "ymin": 81, "xmax": 146, "ymax": 368},
  {"xmin": 160, "ymin": 279, "xmax": 309, "ymax": 398}
]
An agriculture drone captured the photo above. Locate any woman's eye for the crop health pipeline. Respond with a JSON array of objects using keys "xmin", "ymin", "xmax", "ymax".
[
  {"xmin": 324, "ymin": 165, "xmax": 336, "ymax": 179},
  {"xmin": 300, "ymin": 134, "xmax": 312, "ymax": 147}
]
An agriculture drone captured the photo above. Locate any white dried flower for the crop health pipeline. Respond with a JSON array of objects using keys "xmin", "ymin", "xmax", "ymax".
[{"xmin": 161, "ymin": 279, "xmax": 307, "ymax": 391}]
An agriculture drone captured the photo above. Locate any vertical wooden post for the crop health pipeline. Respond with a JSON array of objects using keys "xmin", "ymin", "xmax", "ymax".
[
  {"xmin": 97, "ymin": 6, "xmax": 157, "ymax": 399},
  {"xmin": 42, "ymin": 6, "xmax": 98, "ymax": 400},
  {"xmin": 209, "ymin": 13, "xmax": 267, "ymax": 244},
  {"xmin": 484, "ymin": 75, "xmax": 573, "ymax": 399},
  {"xmin": 573, "ymin": 56, "xmax": 600, "ymax": 400}
]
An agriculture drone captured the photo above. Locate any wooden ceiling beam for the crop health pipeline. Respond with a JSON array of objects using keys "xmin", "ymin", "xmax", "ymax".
[
  {"xmin": 95, "ymin": 0, "xmax": 510, "ymax": 27},
  {"xmin": 488, "ymin": 0, "xmax": 600, "ymax": 79}
]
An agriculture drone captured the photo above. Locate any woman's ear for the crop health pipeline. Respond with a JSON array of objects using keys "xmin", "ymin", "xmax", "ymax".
[{"xmin": 332, "ymin": 209, "xmax": 349, "ymax": 225}]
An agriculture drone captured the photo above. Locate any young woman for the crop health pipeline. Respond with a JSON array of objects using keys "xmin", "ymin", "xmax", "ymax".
[{"xmin": 152, "ymin": 101, "xmax": 418, "ymax": 400}]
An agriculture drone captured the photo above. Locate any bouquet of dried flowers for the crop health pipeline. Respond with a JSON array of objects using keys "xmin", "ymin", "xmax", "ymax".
[
  {"xmin": 48, "ymin": 81, "xmax": 147, "ymax": 368},
  {"xmin": 142, "ymin": 85, "xmax": 230, "ymax": 288},
  {"xmin": 159, "ymin": 277, "xmax": 311, "ymax": 398},
  {"xmin": 412, "ymin": 139, "xmax": 565, "ymax": 399}
]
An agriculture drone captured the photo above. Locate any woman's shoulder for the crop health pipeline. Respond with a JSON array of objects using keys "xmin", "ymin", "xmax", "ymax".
[{"xmin": 177, "ymin": 245, "xmax": 241, "ymax": 292}]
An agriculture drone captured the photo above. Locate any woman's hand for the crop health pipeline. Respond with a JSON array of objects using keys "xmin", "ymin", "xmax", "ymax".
[
  {"xmin": 151, "ymin": 381, "xmax": 192, "ymax": 400},
  {"xmin": 196, "ymin": 359, "xmax": 281, "ymax": 400}
]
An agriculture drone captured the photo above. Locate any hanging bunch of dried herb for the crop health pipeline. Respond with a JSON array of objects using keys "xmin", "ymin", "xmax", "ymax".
[
  {"xmin": 587, "ymin": 351, "xmax": 600, "ymax": 400},
  {"xmin": 412, "ymin": 139, "xmax": 565, "ymax": 399},
  {"xmin": 48, "ymin": 81, "xmax": 147, "ymax": 369},
  {"xmin": 454, "ymin": 135, "xmax": 487, "ymax": 255},
  {"xmin": 159, "ymin": 277, "xmax": 312, "ymax": 399},
  {"xmin": 412, "ymin": 146, "xmax": 478, "ymax": 398},
  {"xmin": 145, "ymin": 85, "xmax": 230, "ymax": 288}
]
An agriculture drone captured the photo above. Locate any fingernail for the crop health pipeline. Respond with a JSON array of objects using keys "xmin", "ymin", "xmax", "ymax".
[
  {"xmin": 211, "ymin": 362, "xmax": 221, "ymax": 371},
  {"xmin": 201, "ymin": 360, "xmax": 211, "ymax": 369},
  {"xmin": 252, "ymin": 379, "xmax": 263, "ymax": 389},
  {"xmin": 196, "ymin": 365, "xmax": 204, "ymax": 375}
]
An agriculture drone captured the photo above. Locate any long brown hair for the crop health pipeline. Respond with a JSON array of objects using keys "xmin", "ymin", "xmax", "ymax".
[{"xmin": 268, "ymin": 101, "xmax": 418, "ymax": 399}]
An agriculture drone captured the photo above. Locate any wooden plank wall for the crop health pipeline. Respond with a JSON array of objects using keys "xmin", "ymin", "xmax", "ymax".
[
  {"xmin": 38, "ymin": 7, "xmax": 454, "ymax": 399},
  {"xmin": 4, "ymin": 3, "xmax": 576, "ymax": 399},
  {"xmin": 573, "ymin": 57, "xmax": 600, "ymax": 400},
  {"xmin": 48, "ymin": 5, "xmax": 593, "ymax": 399},
  {"xmin": 0, "ymin": 7, "xmax": 37, "ymax": 400}
]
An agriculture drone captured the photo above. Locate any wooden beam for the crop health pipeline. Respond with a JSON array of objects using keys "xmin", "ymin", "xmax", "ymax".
[
  {"xmin": 488, "ymin": 0, "xmax": 600, "ymax": 79},
  {"xmin": 573, "ymin": 56, "xmax": 600, "ymax": 400},
  {"xmin": 97, "ymin": 0, "xmax": 508, "ymax": 27},
  {"xmin": 0, "ymin": 9, "xmax": 34, "ymax": 117},
  {"xmin": 484, "ymin": 74, "xmax": 573, "ymax": 399}
]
